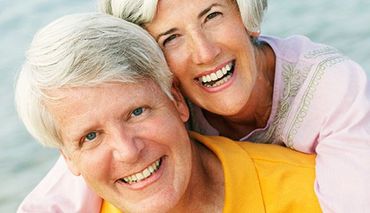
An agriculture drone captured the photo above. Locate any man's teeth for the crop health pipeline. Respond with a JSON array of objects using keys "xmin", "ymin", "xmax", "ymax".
[
  {"xmin": 199, "ymin": 62, "xmax": 233, "ymax": 87},
  {"xmin": 121, "ymin": 159, "xmax": 161, "ymax": 184}
]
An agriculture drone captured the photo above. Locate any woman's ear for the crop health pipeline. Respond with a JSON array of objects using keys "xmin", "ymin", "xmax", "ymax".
[
  {"xmin": 59, "ymin": 149, "xmax": 81, "ymax": 176},
  {"xmin": 248, "ymin": 30, "xmax": 261, "ymax": 38},
  {"xmin": 170, "ymin": 82, "xmax": 190, "ymax": 123}
]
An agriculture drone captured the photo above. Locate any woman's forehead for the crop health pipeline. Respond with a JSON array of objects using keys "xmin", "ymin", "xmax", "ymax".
[{"xmin": 147, "ymin": 0, "xmax": 231, "ymax": 34}]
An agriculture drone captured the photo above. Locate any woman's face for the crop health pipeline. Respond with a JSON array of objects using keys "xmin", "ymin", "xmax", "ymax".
[
  {"xmin": 46, "ymin": 81, "xmax": 193, "ymax": 212},
  {"xmin": 147, "ymin": 0, "xmax": 259, "ymax": 116}
]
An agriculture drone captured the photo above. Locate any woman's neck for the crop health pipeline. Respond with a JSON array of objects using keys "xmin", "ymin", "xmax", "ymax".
[
  {"xmin": 204, "ymin": 41, "xmax": 276, "ymax": 140},
  {"xmin": 170, "ymin": 140, "xmax": 224, "ymax": 212}
]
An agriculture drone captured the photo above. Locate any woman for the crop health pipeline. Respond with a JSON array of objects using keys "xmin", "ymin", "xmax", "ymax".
[
  {"xmin": 100, "ymin": 0, "xmax": 370, "ymax": 211},
  {"xmin": 18, "ymin": 0, "xmax": 370, "ymax": 212}
]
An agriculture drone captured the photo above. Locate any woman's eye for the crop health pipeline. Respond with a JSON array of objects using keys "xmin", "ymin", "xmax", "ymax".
[
  {"xmin": 205, "ymin": 11, "xmax": 222, "ymax": 22},
  {"xmin": 162, "ymin": 34, "xmax": 178, "ymax": 47},
  {"xmin": 83, "ymin": 132, "xmax": 97, "ymax": 142},
  {"xmin": 132, "ymin": 107, "xmax": 145, "ymax": 117}
]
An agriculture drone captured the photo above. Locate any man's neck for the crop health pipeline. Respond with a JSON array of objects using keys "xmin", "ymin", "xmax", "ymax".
[{"xmin": 170, "ymin": 140, "xmax": 224, "ymax": 212}]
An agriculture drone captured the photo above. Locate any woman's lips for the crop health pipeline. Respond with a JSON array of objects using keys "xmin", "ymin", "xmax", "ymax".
[{"xmin": 196, "ymin": 60, "xmax": 235, "ymax": 88}]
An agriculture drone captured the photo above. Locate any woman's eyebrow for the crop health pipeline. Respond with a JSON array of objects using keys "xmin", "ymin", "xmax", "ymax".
[
  {"xmin": 198, "ymin": 3, "xmax": 222, "ymax": 19},
  {"xmin": 155, "ymin": 3, "xmax": 222, "ymax": 42},
  {"xmin": 156, "ymin": 28, "xmax": 178, "ymax": 41}
]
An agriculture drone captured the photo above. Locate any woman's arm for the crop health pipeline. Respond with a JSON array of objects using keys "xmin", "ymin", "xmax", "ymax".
[
  {"xmin": 312, "ymin": 60, "xmax": 370, "ymax": 212},
  {"xmin": 17, "ymin": 156, "xmax": 102, "ymax": 213}
]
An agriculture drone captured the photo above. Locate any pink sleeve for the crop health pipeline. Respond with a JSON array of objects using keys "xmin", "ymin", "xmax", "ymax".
[
  {"xmin": 314, "ymin": 62, "xmax": 370, "ymax": 213},
  {"xmin": 17, "ymin": 156, "xmax": 102, "ymax": 213}
]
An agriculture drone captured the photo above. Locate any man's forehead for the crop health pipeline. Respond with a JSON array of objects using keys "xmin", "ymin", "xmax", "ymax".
[{"xmin": 45, "ymin": 81, "xmax": 171, "ymax": 133}]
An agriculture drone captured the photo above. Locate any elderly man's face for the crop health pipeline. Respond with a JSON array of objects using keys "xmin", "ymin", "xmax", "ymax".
[{"xmin": 46, "ymin": 81, "xmax": 192, "ymax": 212}]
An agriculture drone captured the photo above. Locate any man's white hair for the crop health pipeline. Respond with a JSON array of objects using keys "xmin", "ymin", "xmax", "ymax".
[{"xmin": 15, "ymin": 13, "xmax": 173, "ymax": 147}]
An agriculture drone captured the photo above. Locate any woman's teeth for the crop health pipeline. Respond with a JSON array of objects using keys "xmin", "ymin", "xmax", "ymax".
[
  {"xmin": 198, "ymin": 62, "xmax": 234, "ymax": 88},
  {"xmin": 121, "ymin": 158, "xmax": 162, "ymax": 184}
]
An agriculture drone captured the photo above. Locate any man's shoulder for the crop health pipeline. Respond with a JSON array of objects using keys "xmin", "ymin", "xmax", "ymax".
[
  {"xmin": 236, "ymin": 141, "xmax": 316, "ymax": 169},
  {"xmin": 190, "ymin": 131, "xmax": 315, "ymax": 169}
]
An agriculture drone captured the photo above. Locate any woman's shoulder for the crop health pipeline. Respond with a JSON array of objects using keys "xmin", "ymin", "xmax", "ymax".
[
  {"xmin": 257, "ymin": 35, "xmax": 369, "ymax": 150},
  {"xmin": 262, "ymin": 34, "xmax": 368, "ymax": 96},
  {"xmin": 260, "ymin": 34, "xmax": 343, "ymax": 64}
]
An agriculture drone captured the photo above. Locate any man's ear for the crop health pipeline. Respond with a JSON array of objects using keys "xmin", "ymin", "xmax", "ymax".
[
  {"xmin": 170, "ymin": 83, "xmax": 189, "ymax": 123},
  {"xmin": 59, "ymin": 149, "xmax": 81, "ymax": 176}
]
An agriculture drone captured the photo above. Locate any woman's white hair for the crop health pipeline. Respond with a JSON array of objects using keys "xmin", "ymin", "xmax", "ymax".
[
  {"xmin": 99, "ymin": 0, "xmax": 268, "ymax": 32},
  {"xmin": 15, "ymin": 12, "xmax": 173, "ymax": 148}
]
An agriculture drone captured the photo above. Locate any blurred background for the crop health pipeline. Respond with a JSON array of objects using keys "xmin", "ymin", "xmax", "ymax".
[{"xmin": 0, "ymin": 0, "xmax": 369, "ymax": 211}]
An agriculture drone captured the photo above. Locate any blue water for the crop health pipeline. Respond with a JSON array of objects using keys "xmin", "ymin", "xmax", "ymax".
[{"xmin": 0, "ymin": 0, "xmax": 369, "ymax": 211}]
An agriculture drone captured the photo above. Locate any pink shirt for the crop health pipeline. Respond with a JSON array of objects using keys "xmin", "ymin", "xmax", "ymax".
[
  {"xmin": 18, "ymin": 35, "xmax": 370, "ymax": 213},
  {"xmin": 17, "ymin": 157, "xmax": 101, "ymax": 213},
  {"xmin": 189, "ymin": 35, "xmax": 370, "ymax": 213}
]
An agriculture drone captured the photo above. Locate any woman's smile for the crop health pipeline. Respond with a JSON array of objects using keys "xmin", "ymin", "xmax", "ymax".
[{"xmin": 196, "ymin": 60, "xmax": 235, "ymax": 89}]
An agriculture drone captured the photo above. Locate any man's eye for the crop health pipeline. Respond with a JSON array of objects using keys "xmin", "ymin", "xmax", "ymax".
[
  {"xmin": 205, "ymin": 11, "xmax": 222, "ymax": 22},
  {"xmin": 84, "ymin": 132, "xmax": 97, "ymax": 142},
  {"xmin": 132, "ymin": 107, "xmax": 145, "ymax": 117}
]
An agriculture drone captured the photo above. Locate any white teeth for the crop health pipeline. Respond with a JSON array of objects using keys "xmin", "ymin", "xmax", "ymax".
[
  {"xmin": 136, "ymin": 173, "xmax": 144, "ymax": 180},
  {"xmin": 143, "ymin": 169, "xmax": 151, "ymax": 178},
  {"xmin": 214, "ymin": 74, "xmax": 231, "ymax": 87},
  {"xmin": 222, "ymin": 67, "xmax": 227, "ymax": 75},
  {"xmin": 199, "ymin": 62, "xmax": 233, "ymax": 86},
  {"xmin": 148, "ymin": 165, "xmax": 154, "ymax": 173},
  {"xmin": 226, "ymin": 64, "xmax": 231, "ymax": 71},
  {"xmin": 216, "ymin": 70, "xmax": 223, "ymax": 78},
  {"xmin": 210, "ymin": 73, "xmax": 217, "ymax": 81},
  {"xmin": 202, "ymin": 75, "xmax": 212, "ymax": 83},
  {"xmin": 202, "ymin": 76, "xmax": 207, "ymax": 83},
  {"xmin": 121, "ymin": 158, "xmax": 162, "ymax": 184}
]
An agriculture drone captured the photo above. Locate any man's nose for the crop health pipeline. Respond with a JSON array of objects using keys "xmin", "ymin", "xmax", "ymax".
[{"xmin": 111, "ymin": 130, "xmax": 144, "ymax": 163}]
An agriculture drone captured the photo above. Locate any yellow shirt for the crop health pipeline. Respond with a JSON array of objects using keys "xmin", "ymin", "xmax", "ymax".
[{"xmin": 101, "ymin": 132, "xmax": 321, "ymax": 213}]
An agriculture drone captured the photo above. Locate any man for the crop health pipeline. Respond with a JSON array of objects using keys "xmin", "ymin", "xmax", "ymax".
[{"xmin": 16, "ymin": 13, "xmax": 321, "ymax": 212}]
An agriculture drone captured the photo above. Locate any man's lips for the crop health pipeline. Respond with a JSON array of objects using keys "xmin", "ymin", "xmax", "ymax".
[{"xmin": 118, "ymin": 157, "xmax": 163, "ymax": 185}]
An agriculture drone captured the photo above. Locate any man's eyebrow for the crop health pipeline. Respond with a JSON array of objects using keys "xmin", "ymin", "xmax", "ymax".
[{"xmin": 198, "ymin": 3, "xmax": 222, "ymax": 19}]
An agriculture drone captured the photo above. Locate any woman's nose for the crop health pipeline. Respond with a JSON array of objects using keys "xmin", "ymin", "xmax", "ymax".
[{"xmin": 189, "ymin": 31, "xmax": 221, "ymax": 65}]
